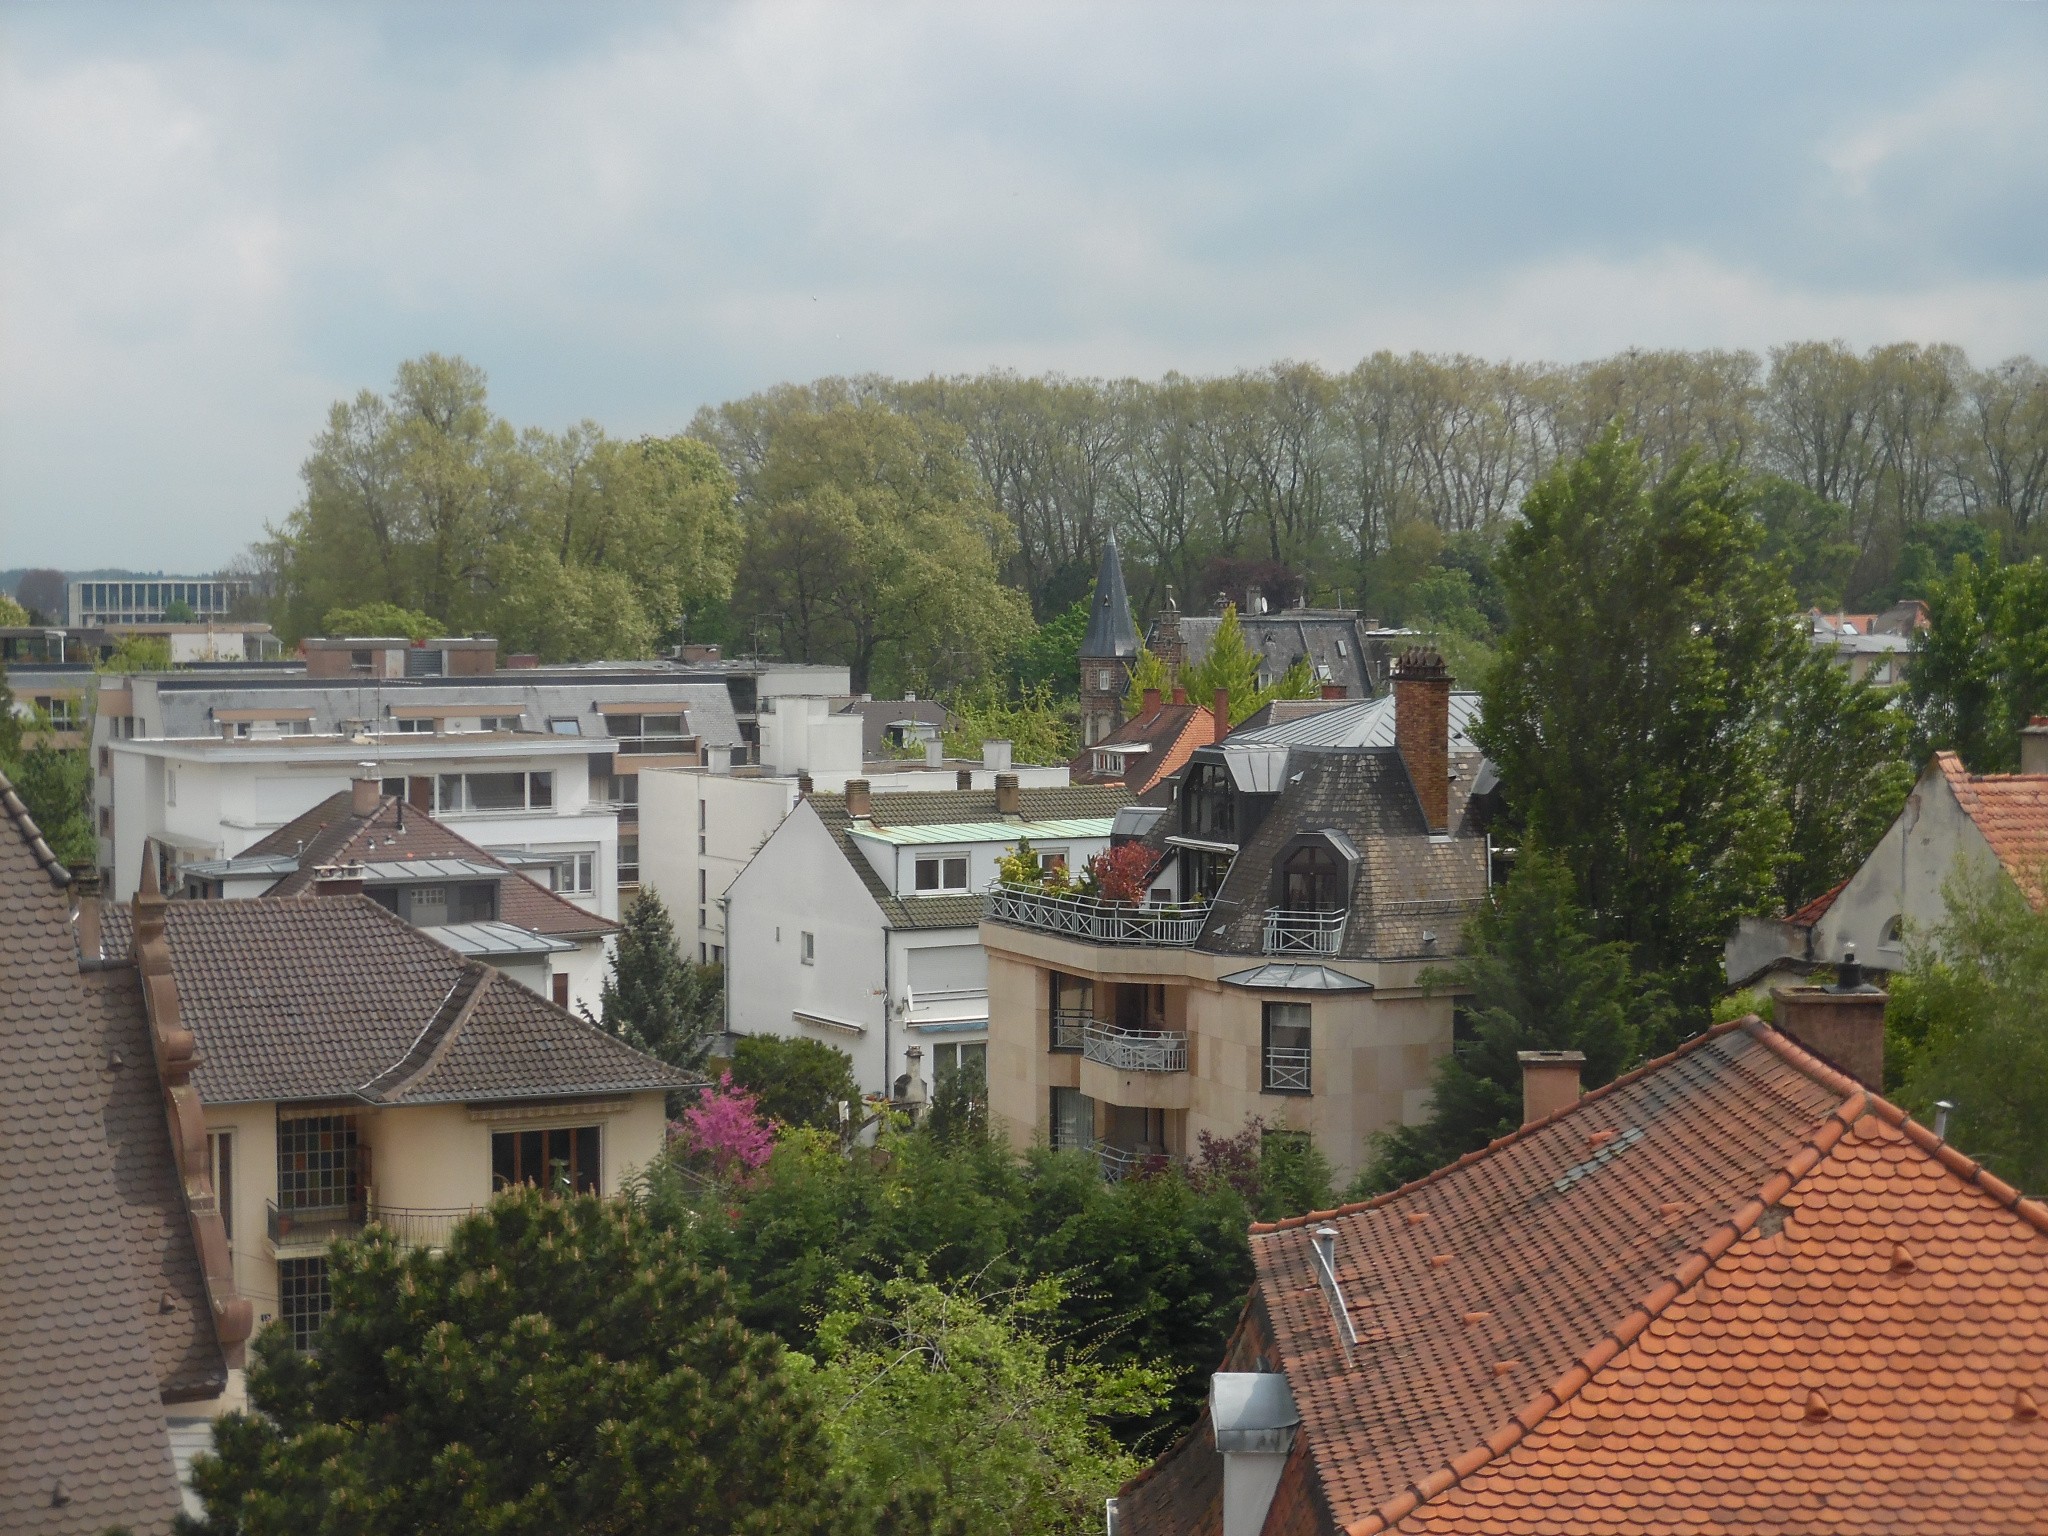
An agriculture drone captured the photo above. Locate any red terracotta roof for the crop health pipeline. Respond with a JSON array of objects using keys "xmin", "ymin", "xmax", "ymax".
[
  {"xmin": 1070, "ymin": 700, "xmax": 1217, "ymax": 794},
  {"xmin": 245, "ymin": 790, "xmax": 616, "ymax": 938},
  {"xmin": 1234, "ymin": 1018, "xmax": 2048, "ymax": 1535},
  {"xmin": 1937, "ymin": 751, "xmax": 2048, "ymax": 908},
  {"xmin": 1784, "ymin": 875, "xmax": 1849, "ymax": 928}
]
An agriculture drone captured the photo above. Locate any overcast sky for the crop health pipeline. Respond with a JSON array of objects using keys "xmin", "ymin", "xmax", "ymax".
[{"xmin": 3, "ymin": 2, "xmax": 2045, "ymax": 571}]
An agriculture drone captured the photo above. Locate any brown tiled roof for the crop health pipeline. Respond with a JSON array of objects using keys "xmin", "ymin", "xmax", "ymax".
[
  {"xmin": 99, "ymin": 897, "xmax": 688, "ymax": 1106},
  {"xmin": 1939, "ymin": 751, "xmax": 2048, "ymax": 908},
  {"xmin": 0, "ymin": 772, "xmax": 188, "ymax": 1535},
  {"xmin": 1785, "ymin": 875, "xmax": 1850, "ymax": 927},
  {"xmin": 245, "ymin": 790, "xmax": 616, "ymax": 938},
  {"xmin": 809, "ymin": 784, "xmax": 1131, "ymax": 931},
  {"xmin": 1228, "ymin": 1018, "xmax": 2048, "ymax": 1534},
  {"xmin": 1069, "ymin": 699, "xmax": 1217, "ymax": 795}
]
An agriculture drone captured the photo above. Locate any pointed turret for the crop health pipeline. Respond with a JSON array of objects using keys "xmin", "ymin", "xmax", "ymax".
[{"xmin": 1079, "ymin": 533, "xmax": 1141, "ymax": 746}]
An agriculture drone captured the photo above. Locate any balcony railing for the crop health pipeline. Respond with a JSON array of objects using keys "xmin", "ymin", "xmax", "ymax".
[
  {"xmin": 1050, "ymin": 1006, "xmax": 1092, "ymax": 1052},
  {"xmin": 1096, "ymin": 1144, "xmax": 1181, "ymax": 1183},
  {"xmin": 369, "ymin": 1205, "xmax": 482, "ymax": 1250},
  {"xmin": 986, "ymin": 884, "xmax": 1206, "ymax": 948},
  {"xmin": 1081, "ymin": 1024, "xmax": 1188, "ymax": 1073},
  {"xmin": 267, "ymin": 1198, "xmax": 367, "ymax": 1248},
  {"xmin": 1262, "ymin": 908, "xmax": 1347, "ymax": 956},
  {"xmin": 1263, "ymin": 1047, "xmax": 1312, "ymax": 1093}
]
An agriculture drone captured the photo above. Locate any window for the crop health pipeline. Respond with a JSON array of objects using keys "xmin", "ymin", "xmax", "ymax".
[
  {"xmin": 479, "ymin": 715, "xmax": 522, "ymax": 732},
  {"xmin": 933, "ymin": 1041, "xmax": 987, "ymax": 1092},
  {"xmin": 436, "ymin": 772, "xmax": 553, "ymax": 813},
  {"xmin": 394, "ymin": 717, "xmax": 436, "ymax": 734},
  {"xmin": 605, "ymin": 713, "xmax": 641, "ymax": 738},
  {"xmin": 1182, "ymin": 761, "xmax": 1234, "ymax": 842},
  {"xmin": 404, "ymin": 648, "xmax": 444, "ymax": 677},
  {"xmin": 698, "ymin": 869, "xmax": 708, "ymax": 902},
  {"xmin": 549, "ymin": 718, "xmax": 582, "ymax": 736},
  {"xmin": 349, "ymin": 648, "xmax": 373, "ymax": 673},
  {"xmin": 166, "ymin": 767, "xmax": 177, "ymax": 807},
  {"xmin": 99, "ymin": 807, "xmax": 112, "ymax": 835},
  {"xmin": 559, "ymin": 851, "xmax": 594, "ymax": 895},
  {"xmin": 98, "ymin": 746, "xmax": 110, "ymax": 773},
  {"xmin": 492, "ymin": 1125, "xmax": 600, "ymax": 1194},
  {"xmin": 1262, "ymin": 1002, "xmax": 1312, "ymax": 1092},
  {"xmin": 1040, "ymin": 849, "xmax": 1069, "ymax": 874},
  {"xmin": 207, "ymin": 1131, "xmax": 234, "ymax": 1241},
  {"xmin": 1050, "ymin": 1087, "xmax": 1093, "ymax": 1151},
  {"xmin": 914, "ymin": 854, "xmax": 969, "ymax": 892},
  {"xmin": 278, "ymin": 1257, "xmax": 332, "ymax": 1351},
  {"xmin": 1882, "ymin": 915, "xmax": 1905, "ymax": 947},
  {"xmin": 1280, "ymin": 842, "xmax": 1345, "ymax": 911},
  {"xmin": 800, "ymin": 931, "xmax": 816, "ymax": 965},
  {"xmin": 381, "ymin": 777, "xmax": 406, "ymax": 799},
  {"xmin": 1050, "ymin": 971, "xmax": 1093, "ymax": 1051},
  {"xmin": 711, "ymin": 944, "xmax": 723, "ymax": 964},
  {"xmin": 619, "ymin": 836, "xmax": 639, "ymax": 884},
  {"xmin": 277, "ymin": 1114, "xmax": 360, "ymax": 1216},
  {"xmin": 698, "ymin": 800, "xmax": 707, "ymax": 831}
]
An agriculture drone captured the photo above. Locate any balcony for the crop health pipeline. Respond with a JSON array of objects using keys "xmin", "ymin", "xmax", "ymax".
[
  {"xmin": 267, "ymin": 1198, "xmax": 367, "ymax": 1252},
  {"xmin": 1262, "ymin": 908, "xmax": 1347, "ymax": 956},
  {"xmin": 1050, "ymin": 1006, "xmax": 1091, "ymax": 1052},
  {"xmin": 369, "ymin": 1205, "xmax": 481, "ymax": 1250},
  {"xmin": 1081, "ymin": 1024, "xmax": 1188, "ymax": 1073},
  {"xmin": 1262, "ymin": 1047, "xmax": 1312, "ymax": 1093},
  {"xmin": 986, "ymin": 884, "xmax": 1206, "ymax": 948},
  {"xmin": 1096, "ymin": 1144, "xmax": 1181, "ymax": 1183}
]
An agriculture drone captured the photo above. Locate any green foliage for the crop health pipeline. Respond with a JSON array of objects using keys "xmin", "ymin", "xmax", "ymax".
[
  {"xmin": 1885, "ymin": 862, "xmax": 2048, "ymax": 1193},
  {"xmin": 1359, "ymin": 850, "xmax": 1660, "ymax": 1195},
  {"xmin": 733, "ymin": 402, "xmax": 1030, "ymax": 693},
  {"xmin": 1908, "ymin": 554, "xmax": 2048, "ymax": 772},
  {"xmin": 1009, "ymin": 597, "xmax": 1090, "ymax": 698},
  {"xmin": 729, "ymin": 1035, "xmax": 860, "ymax": 1131},
  {"xmin": 799, "ymin": 1275, "xmax": 1167, "ymax": 1536},
  {"xmin": 1752, "ymin": 476, "xmax": 1858, "ymax": 609},
  {"xmin": 179, "ymin": 1190, "xmax": 846, "ymax": 1536},
  {"xmin": 160, "ymin": 597, "xmax": 197, "ymax": 622},
  {"xmin": 1479, "ymin": 427, "xmax": 1792, "ymax": 1017},
  {"xmin": 0, "ymin": 592, "xmax": 28, "ymax": 625},
  {"xmin": 1770, "ymin": 647, "xmax": 1915, "ymax": 910},
  {"xmin": 595, "ymin": 890, "xmax": 717, "ymax": 1074},
  {"xmin": 1253, "ymin": 1131, "xmax": 1336, "ymax": 1222},
  {"xmin": 1180, "ymin": 604, "xmax": 1320, "ymax": 727},
  {"xmin": 941, "ymin": 681, "xmax": 1077, "ymax": 765},
  {"xmin": 1119, "ymin": 645, "xmax": 1172, "ymax": 717},
  {"xmin": 97, "ymin": 634, "xmax": 173, "ymax": 674},
  {"xmin": 320, "ymin": 601, "xmax": 439, "ymax": 641},
  {"xmin": 0, "ymin": 670, "xmax": 95, "ymax": 867}
]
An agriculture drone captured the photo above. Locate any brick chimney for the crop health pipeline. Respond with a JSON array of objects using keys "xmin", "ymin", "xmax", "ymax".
[
  {"xmin": 797, "ymin": 773, "xmax": 813, "ymax": 799},
  {"xmin": 1772, "ymin": 950, "xmax": 1887, "ymax": 1090},
  {"xmin": 1213, "ymin": 687, "xmax": 1230, "ymax": 744},
  {"xmin": 844, "ymin": 778, "xmax": 872, "ymax": 819},
  {"xmin": 956, "ymin": 768, "xmax": 973, "ymax": 790},
  {"xmin": 351, "ymin": 774, "xmax": 381, "ymax": 817},
  {"xmin": 2022, "ymin": 716, "xmax": 2048, "ymax": 775},
  {"xmin": 1519, "ymin": 1050, "xmax": 1584, "ymax": 1126},
  {"xmin": 1320, "ymin": 683, "xmax": 1347, "ymax": 700},
  {"xmin": 1142, "ymin": 687, "xmax": 1162, "ymax": 716},
  {"xmin": 1172, "ymin": 684, "xmax": 1188, "ymax": 706},
  {"xmin": 1393, "ymin": 648, "xmax": 1452, "ymax": 833},
  {"xmin": 995, "ymin": 772, "xmax": 1021, "ymax": 816}
]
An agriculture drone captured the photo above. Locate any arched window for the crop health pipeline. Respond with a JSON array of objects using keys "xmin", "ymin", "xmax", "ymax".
[
  {"xmin": 1281, "ymin": 843, "xmax": 1345, "ymax": 912},
  {"xmin": 1882, "ymin": 914, "xmax": 1904, "ymax": 946}
]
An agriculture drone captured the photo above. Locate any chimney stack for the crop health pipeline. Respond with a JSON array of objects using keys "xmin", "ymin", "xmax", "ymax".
[
  {"xmin": 956, "ymin": 768, "xmax": 973, "ymax": 790},
  {"xmin": 982, "ymin": 739, "xmax": 1013, "ymax": 773},
  {"xmin": 797, "ymin": 773, "xmax": 814, "ymax": 799},
  {"xmin": 1771, "ymin": 949, "xmax": 1887, "ymax": 1090},
  {"xmin": 994, "ymin": 772, "xmax": 1021, "ymax": 816},
  {"xmin": 1172, "ymin": 684, "xmax": 1188, "ymax": 706},
  {"xmin": 1213, "ymin": 687, "xmax": 1230, "ymax": 744},
  {"xmin": 1519, "ymin": 1050, "xmax": 1584, "ymax": 1126},
  {"xmin": 313, "ymin": 862, "xmax": 364, "ymax": 897},
  {"xmin": 924, "ymin": 737, "xmax": 945, "ymax": 768},
  {"xmin": 2022, "ymin": 716, "xmax": 2048, "ymax": 775},
  {"xmin": 844, "ymin": 778, "xmax": 872, "ymax": 819},
  {"xmin": 351, "ymin": 767, "xmax": 380, "ymax": 817},
  {"xmin": 1320, "ymin": 683, "xmax": 1347, "ymax": 700},
  {"xmin": 1392, "ymin": 648, "xmax": 1452, "ymax": 833},
  {"xmin": 1142, "ymin": 687, "xmax": 1162, "ymax": 715}
]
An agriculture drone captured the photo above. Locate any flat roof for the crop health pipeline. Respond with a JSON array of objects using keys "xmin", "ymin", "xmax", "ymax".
[
  {"xmin": 107, "ymin": 733, "xmax": 600, "ymax": 763},
  {"xmin": 850, "ymin": 816, "xmax": 1117, "ymax": 846}
]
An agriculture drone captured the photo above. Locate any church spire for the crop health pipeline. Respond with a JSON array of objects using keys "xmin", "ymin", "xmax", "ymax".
[{"xmin": 1079, "ymin": 531, "xmax": 1139, "ymax": 661}]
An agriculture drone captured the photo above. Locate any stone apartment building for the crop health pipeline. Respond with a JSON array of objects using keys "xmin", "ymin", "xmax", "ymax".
[{"xmin": 982, "ymin": 651, "xmax": 1493, "ymax": 1185}]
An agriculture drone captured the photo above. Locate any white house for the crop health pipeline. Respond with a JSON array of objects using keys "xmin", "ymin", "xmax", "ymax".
[
  {"xmin": 1726, "ymin": 725, "xmax": 2048, "ymax": 989},
  {"xmin": 722, "ymin": 776, "xmax": 1129, "ymax": 1098}
]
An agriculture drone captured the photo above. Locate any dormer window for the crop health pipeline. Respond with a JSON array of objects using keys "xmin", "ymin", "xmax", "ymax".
[{"xmin": 1281, "ymin": 843, "xmax": 1345, "ymax": 912}]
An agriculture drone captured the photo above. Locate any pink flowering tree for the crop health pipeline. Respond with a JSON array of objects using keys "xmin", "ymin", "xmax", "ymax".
[{"xmin": 669, "ymin": 1072, "xmax": 777, "ymax": 1179}]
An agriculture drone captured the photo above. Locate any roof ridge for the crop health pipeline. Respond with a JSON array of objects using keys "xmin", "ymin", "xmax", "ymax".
[
  {"xmin": 357, "ymin": 963, "xmax": 492, "ymax": 1101},
  {"xmin": 1346, "ymin": 1077, "xmax": 1870, "ymax": 1535},
  {"xmin": 0, "ymin": 768, "xmax": 72, "ymax": 887},
  {"xmin": 1250, "ymin": 1016, "xmax": 1763, "ymax": 1236}
]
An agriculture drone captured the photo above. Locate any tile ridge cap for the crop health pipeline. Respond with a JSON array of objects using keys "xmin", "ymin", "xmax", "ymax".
[
  {"xmin": 0, "ymin": 767, "xmax": 73, "ymax": 886},
  {"xmin": 1250, "ymin": 1016, "xmax": 1761, "ymax": 1236},
  {"xmin": 1346, "ymin": 1083, "xmax": 1867, "ymax": 1535}
]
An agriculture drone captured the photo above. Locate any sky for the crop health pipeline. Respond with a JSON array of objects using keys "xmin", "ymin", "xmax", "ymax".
[{"xmin": 2, "ymin": 2, "xmax": 2046, "ymax": 571}]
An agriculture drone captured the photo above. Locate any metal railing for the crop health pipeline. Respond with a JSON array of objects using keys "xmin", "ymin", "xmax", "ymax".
[
  {"xmin": 1081, "ymin": 1024, "xmax": 1188, "ymax": 1073},
  {"xmin": 267, "ymin": 1198, "xmax": 367, "ymax": 1247},
  {"xmin": 985, "ymin": 884, "xmax": 1206, "ymax": 947},
  {"xmin": 1263, "ymin": 1047, "xmax": 1312, "ymax": 1093},
  {"xmin": 1096, "ymin": 1144, "xmax": 1181, "ymax": 1182},
  {"xmin": 1050, "ymin": 1007, "xmax": 1092, "ymax": 1052},
  {"xmin": 1262, "ymin": 908, "xmax": 1347, "ymax": 955},
  {"xmin": 368, "ymin": 1205, "xmax": 482, "ymax": 1250}
]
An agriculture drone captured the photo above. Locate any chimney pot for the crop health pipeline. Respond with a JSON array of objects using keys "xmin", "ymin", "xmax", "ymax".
[
  {"xmin": 956, "ymin": 768, "xmax": 973, "ymax": 790},
  {"xmin": 844, "ymin": 778, "xmax": 872, "ymax": 819},
  {"xmin": 1518, "ymin": 1050, "xmax": 1584, "ymax": 1127},
  {"xmin": 994, "ymin": 772, "xmax": 1021, "ymax": 816},
  {"xmin": 1392, "ymin": 648, "xmax": 1453, "ymax": 833},
  {"xmin": 2021, "ymin": 716, "xmax": 2048, "ymax": 775}
]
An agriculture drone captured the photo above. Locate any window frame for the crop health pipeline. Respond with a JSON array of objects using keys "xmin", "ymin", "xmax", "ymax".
[
  {"xmin": 1261, "ymin": 1000, "xmax": 1313, "ymax": 1094},
  {"xmin": 490, "ymin": 1124, "xmax": 602, "ymax": 1195}
]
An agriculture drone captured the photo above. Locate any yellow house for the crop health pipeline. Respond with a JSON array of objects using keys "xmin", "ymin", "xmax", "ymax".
[{"xmin": 96, "ymin": 848, "xmax": 688, "ymax": 1367}]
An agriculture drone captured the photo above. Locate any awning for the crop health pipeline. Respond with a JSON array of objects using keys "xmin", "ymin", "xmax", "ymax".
[
  {"xmin": 1218, "ymin": 963, "xmax": 1373, "ymax": 992},
  {"xmin": 793, "ymin": 1009, "xmax": 869, "ymax": 1037}
]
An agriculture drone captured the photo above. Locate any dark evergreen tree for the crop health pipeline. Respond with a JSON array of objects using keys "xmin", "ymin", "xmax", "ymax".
[
  {"xmin": 1908, "ymin": 553, "xmax": 2048, "ymax": 772},
  {"xmin": 1770, "ymin": 646, "xmax": 1914, "ymax": 910},
  {"xmin": 179, "ymin": 1189, "xmax": 853, "ymax": 1536},
  {"xmin": 1358, "ymin": 850, "xmax": 1659, "ymax": 1194},
  {"xmin": 594, "ymin": 888, "xmax": 717, "ymax": 1073},
  {"xmin": 729, "ymin": 1034, "xmax": 861, "ymax": 1130}
]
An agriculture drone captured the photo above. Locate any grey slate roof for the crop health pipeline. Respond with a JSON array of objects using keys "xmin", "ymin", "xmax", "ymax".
[
  {"xmin": 1164, "ymin": 610, "xmax": 1390, "ymax": 699},
  {"xmin": 0, "ymin": 772, "xmax": 195, "ymax": 1535},
  {"xmin": 810, "ymin": 784, "xmax": 1132, "ymax": 931},
  {"xmin": 98, "ymin": 897, "xmax": 687, "ymax": 1106},
  {"xmin": 1229, "ymin": 689, "xmax": 1484, "ymax": 752},
  {"xmin": 1080, "ymin": 534, "xmax": 1141, "ymax": 661}
]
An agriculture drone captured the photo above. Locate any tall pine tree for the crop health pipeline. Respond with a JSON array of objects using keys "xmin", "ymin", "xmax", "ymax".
[{"xmin": 595, "ymin": 888, "xmax": 718, "ymax": 1072}]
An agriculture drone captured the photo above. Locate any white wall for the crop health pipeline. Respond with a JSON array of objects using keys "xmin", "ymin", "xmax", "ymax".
[
  {"xmin": 724, "ymin": 803, "xmax": 891, "ymax": 1091},
  {"xmin": 1813, "ymin": 766, "xmax": 2004, "ymax": 967},
  {"xmin": 639, "ymin": 767, "xmax": 796, "ymax": 964}
]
